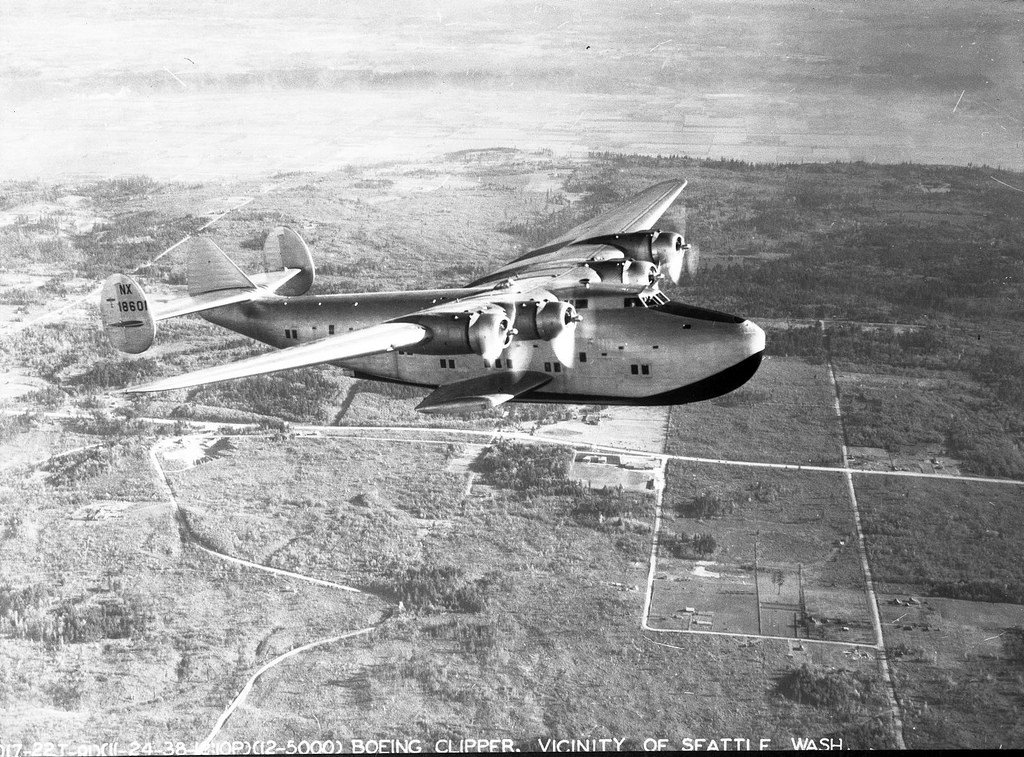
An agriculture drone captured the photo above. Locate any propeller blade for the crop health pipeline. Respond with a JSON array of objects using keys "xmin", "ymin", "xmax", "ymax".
[
  {"xmin": 665, "ymin": 236, "xmax": 685, "ymax": 284},
  {"xmin": 685, "ymin": 243, "xmax": 700, "ymax": 278},
  {"xmin": 550, "ymin": 314, "xmax": 579, "ymax": 367}
]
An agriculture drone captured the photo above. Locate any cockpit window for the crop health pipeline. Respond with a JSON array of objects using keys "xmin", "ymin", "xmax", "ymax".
[{"xmin": 654, "ymin": 299, "xmax": 744, "ymax": 323}]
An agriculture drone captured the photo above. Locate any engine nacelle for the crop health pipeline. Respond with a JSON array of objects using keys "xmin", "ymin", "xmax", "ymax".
[
  {"xmin": 649, "ymin": 230, "xmax": 697, "ymax": 283},
  {"xmin": 406, "ymin": 308, "xmax": 513, "ymax": 361},
  {"xmin": 576, "ymin": 229, "xmax": 695, "ymax": 283},
  {"xmin": 588, "ymin": 260, "xmax": 659, "ymax": 286},
  {"xmin": 468, "ymin": 310, "xmax": 514, "ymax": 360},
  {"xmin": 513, "ymin": 300, "xmax": 578, "ymax": 342}
]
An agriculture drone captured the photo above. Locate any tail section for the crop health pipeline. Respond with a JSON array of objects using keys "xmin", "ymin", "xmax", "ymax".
[
  {"xmin": 100, "ymin": 274, "xmax": 156, "ymax": 354},
  {"xmin": 261, "ymin": 226, "xmax": 315, "ymax": 296},
  {"xmin": 101, "ymin": 227, "xmax": 315, "ymax": 354}
]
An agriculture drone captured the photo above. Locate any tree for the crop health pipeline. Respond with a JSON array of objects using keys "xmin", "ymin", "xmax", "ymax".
[
  {"xmin": 692, "ymin": 533, "xmax": 717, "ymax": 557},
  {"xmin": 772, "ymin": 569, "xmax": 785, "ymax": 595}
]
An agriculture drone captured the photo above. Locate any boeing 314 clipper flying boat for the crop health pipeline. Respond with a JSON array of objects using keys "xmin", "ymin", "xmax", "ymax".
[{"xmin": 100, "ymin": 180, "xmax": 765, "ymax": 413}]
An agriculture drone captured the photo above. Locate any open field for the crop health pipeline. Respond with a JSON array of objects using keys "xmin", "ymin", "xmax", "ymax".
[
  {"xmin": 653, "ymin": 463, "xmax": 873, "ymax": 645},
  {"xmin": 879, "ymin": 596, "xmax": 1024, "ymax": 749},
  {"xmin": 855, "ymin": 476, "xmax": 1024, "ymax": 604},
  {"xmin": 167, "ymin": 437, "xmax": 468, "ymax": 585},
  {"xmin": 667, "ymin": 357, "xmax": 842, "ymax": 466}
]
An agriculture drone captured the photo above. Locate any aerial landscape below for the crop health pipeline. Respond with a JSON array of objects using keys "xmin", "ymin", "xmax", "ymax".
[{"xmin": 1, "ymin": 0, "xmax": 1023, "ymax": 753}]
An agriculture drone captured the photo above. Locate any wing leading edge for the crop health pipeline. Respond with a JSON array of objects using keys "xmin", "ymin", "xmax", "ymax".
[{"xmin": 471, "ymin": 179, "xmax": 687, "ymax": 285}]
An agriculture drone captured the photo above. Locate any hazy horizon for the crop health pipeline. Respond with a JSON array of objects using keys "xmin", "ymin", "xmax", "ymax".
[{"xmin": 2, "ymin": 0, "xmax": 1022, "ymax": 180}]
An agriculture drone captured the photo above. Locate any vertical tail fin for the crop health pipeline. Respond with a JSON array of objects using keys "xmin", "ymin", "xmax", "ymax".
[
  {"xmin": 187, "ymin": 238, "xmax": 255, "ymax": 296},
  {"xmin": 262, "ymin": 226, "xmax": 315, "ymax": 296},
  {"xmin": 100, "ymin": 274, "xmax": 156, "ymax": 353}
]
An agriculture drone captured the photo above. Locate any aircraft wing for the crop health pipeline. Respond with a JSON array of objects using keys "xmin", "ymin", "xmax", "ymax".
[
  {"xmin": 471, "ymin": 179, "xmax": 687, "ymax": 285},
  {"xmin": 124, "ymin": 322, "xmax": 429, "ymax": 393}
]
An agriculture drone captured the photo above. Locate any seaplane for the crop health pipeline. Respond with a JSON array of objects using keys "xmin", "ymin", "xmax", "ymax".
[{"xmin": 100, "ymin": 180, "xmax": 765, "ymax": 413}]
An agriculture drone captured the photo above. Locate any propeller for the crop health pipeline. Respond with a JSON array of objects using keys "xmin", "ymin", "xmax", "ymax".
[
  {"xmin": 653, "ymin": 207, "xmax": 698, "ymax": 284},
  {"xmin": 678, "ymin": 204, "xmax": 699, "ymax": 279},
  {"xmin": 662, "ymin": 234, "xmax": 685, "ymax": 284},
  {"xmin": 683, "ymin": 241, "xmax": 700, "ymax": 279}
]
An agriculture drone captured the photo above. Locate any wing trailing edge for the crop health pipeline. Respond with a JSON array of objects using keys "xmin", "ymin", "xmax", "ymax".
[{"xmin": 124, "ymin": 322, "xmax": 430, "ymax": 394}]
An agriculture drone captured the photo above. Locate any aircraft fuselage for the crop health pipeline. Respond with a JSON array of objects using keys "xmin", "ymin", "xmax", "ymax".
[{"xmin": 202, "ymin": 286, "xmax": 765, "ymax": 406}]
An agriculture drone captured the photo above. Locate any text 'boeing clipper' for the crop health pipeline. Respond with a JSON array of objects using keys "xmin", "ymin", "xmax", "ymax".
[{"xmin": 101, "ymin": 180, "xmax": 765, "ymax": 413}]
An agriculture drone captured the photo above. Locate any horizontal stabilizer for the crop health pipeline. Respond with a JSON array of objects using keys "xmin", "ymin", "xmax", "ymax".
[
  {"xmin": 416, "ymin": 371, "xmax": 552, "ymax": 414},
  {"xmin": 247, "ymin": 267, "xmax": 305, "ymax": 294},
  {"xmin": 152, "ymin": 287, "xmax": 270, "ymax": 321},
  {"xmin": 125, "ymin": 322, "xmax": 430, "ymax": 394}
]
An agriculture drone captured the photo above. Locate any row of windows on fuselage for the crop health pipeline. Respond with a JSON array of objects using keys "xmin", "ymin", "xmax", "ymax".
[
  {"xmin": 571, "ymin": 297, "xmax": 653, "ymax": 309},
  {"xmin": 285, "ymin": 330, "xmax": 654, "ymax": 376},
  {"xmin": 439, "ymin": 357, "xmax": 651, "ymax": 375},
  {"xmin": 285, "ymin": 325, "xmax": 341, "ymax": 339}
]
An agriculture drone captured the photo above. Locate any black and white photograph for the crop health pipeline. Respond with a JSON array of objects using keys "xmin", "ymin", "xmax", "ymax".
[{"xmin": 1, "ymin": 0, "xmax": 1022, "ymax": 752}]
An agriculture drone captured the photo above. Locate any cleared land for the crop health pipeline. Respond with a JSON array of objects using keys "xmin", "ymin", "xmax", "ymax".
[
  {"xmin": 653, "ymin": 461, "xmax": 873, "ymax": 645},
  {"xmin": 667, "ymin": 357, "xmax": 843, "ymax": 466},
  {"xmin": 878, "ymin": 596, "xmax": 1024, "ymax": 749}
]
